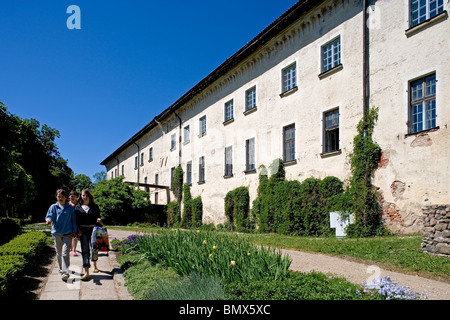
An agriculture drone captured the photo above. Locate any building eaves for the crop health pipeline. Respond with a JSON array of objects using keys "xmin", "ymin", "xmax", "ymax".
[{"xmin": 100, "ymin": 0, "xmax": 323, "ymax": 166}]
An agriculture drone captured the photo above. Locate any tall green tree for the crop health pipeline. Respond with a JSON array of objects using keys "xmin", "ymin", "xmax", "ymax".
[{"xmin": 0, "ymin": 104, "xmax": 73, "ymax": 220}]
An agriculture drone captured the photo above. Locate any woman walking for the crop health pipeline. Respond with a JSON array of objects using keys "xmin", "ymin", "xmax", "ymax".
[
  {"xmin": 75, "ymin": 189, "xmax": 102, "ymax": 281},
  {"xmin": 68, "ymin": 190, "xmax": 79, "ymax": 256},
  {"xmin": 45, "ymin": 189, "xmax": 77, "ymax": 281}
]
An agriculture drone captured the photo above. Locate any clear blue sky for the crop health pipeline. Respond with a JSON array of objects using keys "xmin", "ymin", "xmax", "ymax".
[{"xmin": 1, "ymin": 0, "xmax": 298, "ymax": 180}]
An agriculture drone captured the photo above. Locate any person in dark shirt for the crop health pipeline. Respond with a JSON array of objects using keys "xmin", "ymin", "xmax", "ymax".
[{"xmin": 75, "ymin": 189, "xmax": 102, "ymax": 281}]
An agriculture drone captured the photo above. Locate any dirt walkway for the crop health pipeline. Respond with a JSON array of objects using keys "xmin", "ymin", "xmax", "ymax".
[{"xmin": 108, "ymin": 229, "xmax": 450, "ymax": 300}]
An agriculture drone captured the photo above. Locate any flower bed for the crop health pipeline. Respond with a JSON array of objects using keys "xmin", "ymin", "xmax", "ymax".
[{"xmin": 114, "ymin": 230, "xmax": 397, "ymax": 300}]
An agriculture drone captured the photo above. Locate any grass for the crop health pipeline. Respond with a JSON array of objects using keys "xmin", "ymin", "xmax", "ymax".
[
  {"xmin": 108, "ymin": 225, "xmax": 450, "ymax": 280},
  {"xmin": 244, "ymin": 233, "xmax": 450, "ymax": 280},
  {"xmin": 115, "ymin": 230, "xmax": 376, "ymax": 300}
]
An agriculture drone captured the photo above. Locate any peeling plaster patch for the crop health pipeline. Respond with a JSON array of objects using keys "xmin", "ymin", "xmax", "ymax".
[
  {"xmin": 391, "ymin": 180, "xmax": 406, "ymax": 201},
  {"xmin": 410, "ymin": 133, "xmax": 432, "ymax": 147}
]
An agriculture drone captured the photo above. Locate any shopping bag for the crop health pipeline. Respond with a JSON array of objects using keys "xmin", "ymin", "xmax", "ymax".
[{"xmin": 91, "ymin": 226, "xmax": 110, "ymax": 251}]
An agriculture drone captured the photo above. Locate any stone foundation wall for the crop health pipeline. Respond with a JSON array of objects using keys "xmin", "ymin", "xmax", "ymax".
[{"xmin": 421, "ymin": 205, "xmax": 450, "ymax": 256}]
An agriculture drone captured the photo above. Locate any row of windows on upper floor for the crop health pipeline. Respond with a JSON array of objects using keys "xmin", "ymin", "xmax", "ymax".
[
  {"xmin": 111, "ymin": 1, "xmax": 445, "ymax": 179},
  {"xmin": 111, "ymin": 70, "xmax": 438, "ymax": 184}
]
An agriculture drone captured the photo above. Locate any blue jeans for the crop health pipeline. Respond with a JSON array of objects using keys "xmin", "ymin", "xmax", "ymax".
[
  {"xmin": 80, "ymin": 227, "xmax": 98, "ymax": 268},
  {"xmin": 52, "ymin": 233, "xmax": 72, "ymax": 274}
]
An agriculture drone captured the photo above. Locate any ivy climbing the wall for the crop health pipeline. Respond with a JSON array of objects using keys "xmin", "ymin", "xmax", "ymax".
[{"xmin": 341, "ymin": 106, "xmax": 388, "ymax": 237}]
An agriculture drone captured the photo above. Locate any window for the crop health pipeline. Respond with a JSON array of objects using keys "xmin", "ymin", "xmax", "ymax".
[
  {"xmin": 224, "ymin": 146, "xmax": 233, "ymax": 177},
  {"xmin": 171, "ymin": 133, "xmax": 176, "ymax": 150},
  {"xmin": 199, "ymin": 116, "xmax": 206, "ymax": 136},
  {"xmin": 184, "ymin": 125, "xmax": 190, "ymax": 144},
  {"xmin": 186, "ymin": 161, "xmax": 192, "ymax": 185},
  {"xmin": 321, "ymin": 37, "xmax": 341, "ymax": 73},
  {"xmin": 198, "ymin": 156, "xmax": 205, "ymax": 182},
  {"xmin": 155, "ymin": 173, "xmax": 159, "ymax": 185},
  {"xmin": 134, "ymin": 156, "xmax": 138, "ymax": 169},
  {"xmin": 149, "ymin": 147, "xmax": 153, "ymax": 161},
  {"xmin": 410, "ymin": 0, "xmax": 444, "ymax": 27},
  {"xmin": 245, "ymin": 87, "xmax": 256, "ymax": 112},
  {"xmin": 114, "ymin": 168, "xmax": 118, "ymax": 177},
  {"xmin": 246, "ymin": 138, "xmax": 255, "ymax": 171},
  {"xmin": 140, "ymin": 152, "xmax": 144, "ymax": 165},
  {"xmin": 224, "ymin": 100, "xmax": 234, "ymax": 123},
  {"xmin": 121, "ymin": 165, "xmax": 124, "ymax": 176},
  {"xmin": 283, "ymin": 124, "xmax": 295, "ymax": 162},
  {"xmin": 409, "ymin": 74, "xmax": 437, "ymax": 134},
  {"xmin": 111, "ymin": 171, "xmax": 113, "ymax": 179},
  {"xmin": 282, "ymin": 63, "xmax": 296, "ymax": 93},
  {"xmin": 323, "ymin": 109, "xmax": 340, "ymax": 154}
]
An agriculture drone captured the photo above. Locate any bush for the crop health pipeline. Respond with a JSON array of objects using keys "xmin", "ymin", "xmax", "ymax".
[
  {"xmin": 252, "ymin": 159, "xmax": 344, "ymax": 236},
  {"xmin": 0, "ymin": 218, "xmax": 22, "ymax": 245},
  {"xmin": 225, "ymin": 270, "xmax": 368, "ymax": 300},
  {"xmin": 0, "ymin": 231, "xmax": 48, "ymax": 298},
  {"xmin": 0, "ymin": 231, "xmax": 48, "ymax": 260},
  {"xmin": 166, "ymin": 201, "xmax": 180, "ymax": 227},
  {"xmin": 225, "ymin": 187, "xmax": 251, "ymax": 231},
  {"xmin": 181, "ymin": 184, "xmax": 192, "ymax": 228},
  {"xmin": 0, "ymin": 254, "xmax": 26, "ymax": 298},
  {"xmin": 191, "ymin": 196, "xmax": 203, "ymax": 228},
  {"xmin": 92, "ymin": 176, "xmax": 153, "ymax": 225}
]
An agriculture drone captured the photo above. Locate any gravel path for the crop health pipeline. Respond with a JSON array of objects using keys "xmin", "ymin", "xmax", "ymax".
[{"xmin": 108, "ymin": 229, "xmax": 450, "ymax": 300}]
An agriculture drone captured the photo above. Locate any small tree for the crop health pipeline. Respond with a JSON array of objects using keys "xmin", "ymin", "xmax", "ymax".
[{"xmin": 92, "ymin": 176, "xmax": 152, "ymax": 225}]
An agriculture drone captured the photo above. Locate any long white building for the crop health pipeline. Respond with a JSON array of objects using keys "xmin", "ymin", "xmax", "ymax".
[{"xmin": 101, "ymin": 0, "xmax": 450, "ymax": 234}]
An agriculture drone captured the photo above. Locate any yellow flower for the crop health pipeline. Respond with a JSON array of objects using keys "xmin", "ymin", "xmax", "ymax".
[
  {"xmin": 196, "ymin": 230, "xmax": 200, "ymax": 234},
  {"xmin": 209, "ymin": 253, "xmax": 213, "ymax": 258},
  {"xmin": 203, "ymin": 240, "xmax": 207, "ymax": 245},
  {"xmin": 247, "ymin": 252, "xmax": 251, "ymax": 256},
  {"xmin": 213, "ymin": 245, "xmax": 217, "ymax": 250},
  {"xmin": 230, "ymin": 260, "xmax": 236, "ymax": 266}
]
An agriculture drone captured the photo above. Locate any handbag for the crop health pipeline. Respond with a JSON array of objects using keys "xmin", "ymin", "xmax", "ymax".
[{"xmin": 91, "ymin": 226, "xmax": 110, "ymax": 251}]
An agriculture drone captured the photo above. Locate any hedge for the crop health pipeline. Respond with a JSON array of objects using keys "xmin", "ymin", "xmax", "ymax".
[
  {"xmin": 0, "ymin": 218, "xmax": 22, "ymax": 245},
  {"xmin": 0, "ymin": 231, "xmax": 49, "ymax": 298}
]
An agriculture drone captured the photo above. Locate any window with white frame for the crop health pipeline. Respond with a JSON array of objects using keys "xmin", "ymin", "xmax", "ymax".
[
  {"xmin": 199, "ymin": 116, "xmax": 206, "ymax": 136},
  {"xmin": 224, "ymin": 146, "xmax": 233, "ymax": 177},
  {"xmin": 282, "ymin": 63, "xmax": 297, "ymax": 93},
  {"xmin": 245, "ymin": 86, "xmax": 256, "ymax": 111},
  {"xmin": 410, "ymin": 0, "xmax": 444, "ymax": 27},
  {"xmin": 246, "ymin": 138, "xmax": 255, "ymax": 171},
  {"xmin": 283, "ymin": 124, "xmax": 295, "ymax": 162},
  {"xmin": 409, "ymin": 73, "xmax": 437, "ymax": 134},
  {"xmin": 184, "ymin": 125, "xmax": 190, "ymax": 144},
  {"xmin": 171, "ymin": 133, "xmax": 176, "ymax": 150},
  {"xmin": 186, "ymin": 161, "xmax": 192, "ymax": 185},
  {"xmin": 198, "ymin": 156, "xmax": 205, "ymax": 182},
  {"xmin": 224, "ymin": 100, "xmax": 234, "ymax": 123},
  {"xmin": 321, "ymin": 37, "xmax": 341, "ymax": 73},
  {"xmin": 323, "ymin": 108, "xmax": 340, "ymax": 154}
]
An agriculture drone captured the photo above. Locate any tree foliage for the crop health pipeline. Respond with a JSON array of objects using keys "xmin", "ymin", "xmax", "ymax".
[
  {"xmin": 92, "ymin": 176, "xmax": 152, "ymax": 225},
  {"xmin": 0, "ymin": 103, "xmax": 73, "ymax": 220}
]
